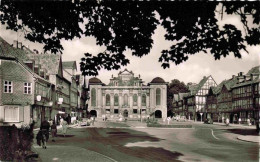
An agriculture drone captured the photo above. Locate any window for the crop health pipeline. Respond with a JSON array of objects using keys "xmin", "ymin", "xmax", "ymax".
[
  {"xmin": 133, "ymin": 109, "xmax": 137, "ymax": 114},
  {"xmin": 106, "ymin": 94, "xmax": 110, "ymax": 106},
  {"xmin": 91, "ymin": 88, "xmax": 96, "ymax": 106},
  {"xmin": 114, "ymin": 109, "xmax": 118, "ymax": 114},
  {"xmin": 114, "ymin": 94, "xmax": 119, "ymax": 106},
  {"xmin": 24, "ymin": 82, "xmax": 32, "ymax": 94},
  {"xmin": 4, "ymin": 106, "xmax": 19, "ymax": 122},
  {"xmin": 4, "ymin": 81, "xmax": 12, "ymax": 93},
  {"xmin": 156, "ymin": 88, "xmax": 161, "ymax": 106},
  {"xmin": 142, "ymin": 94, "xmax": 146, "ymax": 106},
  {"xmin": 133, "ymin": 94, "xmax": 138, "ymax": 106}
]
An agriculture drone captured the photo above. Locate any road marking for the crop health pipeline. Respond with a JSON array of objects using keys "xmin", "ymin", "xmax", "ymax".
[{"xmin": 210, "ymin": 128, "xmax": 219, "ymax": 140}]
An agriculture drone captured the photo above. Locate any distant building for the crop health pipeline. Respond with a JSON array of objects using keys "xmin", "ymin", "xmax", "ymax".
[
  {"xmin": 88, "ymin": 69, "xmax": 168, "ymax": 119},
  {"xmin": 185, "ymin": 76, "xmax": 217, "ymax": 121}
]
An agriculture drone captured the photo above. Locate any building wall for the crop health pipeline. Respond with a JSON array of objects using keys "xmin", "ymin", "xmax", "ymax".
[
  {"xmin": 0, "ymin": 60, "xmax": 34, "ymax": 126},
  {"xmin": 89, "ymin": 84, "xmax": 167, "ymax": 119},
  {"xmin": 0, "ymin": 60, "xmax": 34, "ymax": 105}
]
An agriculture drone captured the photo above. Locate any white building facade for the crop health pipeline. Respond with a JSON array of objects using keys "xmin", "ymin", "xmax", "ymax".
[{"xmin": 88, "ymin": 69, "xmax": 167, "ymax": 119}]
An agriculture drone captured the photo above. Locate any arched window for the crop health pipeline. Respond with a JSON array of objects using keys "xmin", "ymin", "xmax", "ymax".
[
  {"xmin": 133, "ymin": 94, "xmax": 138, "ymax": 106},
  {"xmin": 114, "ymin": 94, "xmax": 119, "ymax": 106},
  {"xmin": 156, "ymin": 88, "xmax": 161, "ymax": 106},
  {"xmin": 124, "ymin": 94, "xmax": 128, "ymax": 106},
  {"xmin": 142, "ymin": 94, "xmax": 146, "ymax": 106},
  {"xmin": 91, "ymin": 88, "xmax": 96, "ymax": 106},
  {"xmin": 106, "ymin": 94, "xmax": 110, "ymax": 106}
]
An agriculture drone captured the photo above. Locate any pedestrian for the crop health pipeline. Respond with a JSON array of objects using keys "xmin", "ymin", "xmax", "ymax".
[
  {"xmin": 91, "ymin": 116, "xmax": 95, "ymax": 126},
  {"xmin": 40, "ymin": 118, "xmax": 50, "ymax": 149},
  {"xmin": 226, "ymin": 118, "xmax": 229, "ymax": 126},
  {"xmin": 167, "ymin": 117, "xmax": 171, "ymax": 125},
  {"xmin": 247, "ymin": 118, "xmax": 251, "ymax": 126},
  {"xmin": 51, "ymin": 120, "xmax": 57, "ymax": 142},
  {"xmin": 68, "ymin": 114, "xmax": 71, "ymax": 125},
  {"xmin": 61, "ymin": 117, "xmax": 68, "ymax": 137},
  {"xmin": 238, "ymin": 118, "xmax": 241, "ymax": 125}
]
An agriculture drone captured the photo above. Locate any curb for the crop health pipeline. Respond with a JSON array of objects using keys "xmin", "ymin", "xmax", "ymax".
[{"xmin": 236, "ymin": 136, "xmax": 260, "ymax": 143}]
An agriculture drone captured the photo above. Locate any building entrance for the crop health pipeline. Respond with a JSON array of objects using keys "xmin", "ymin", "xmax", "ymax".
[{"xmin": 123, "ymin": 110, "xmax": 128, "ymax": 117}]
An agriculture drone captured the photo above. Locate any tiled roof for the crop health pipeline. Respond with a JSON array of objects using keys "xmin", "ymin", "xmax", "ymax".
[
  {"xmin": 232, "ymin": 76, "xmax": 259, "ymax": 88},
  {"xmin": 150, "ymin": 77, "xmax": 166, "ymax": 83},
  {"xmin": 27, "ymin": 53, "xmax": 61, "ymax": 75},
  {"xmin": 89, "ymin": 77, "xmax": 102, "ymax": 84},
  {"xmin": 247, "ymin": 66, "xmax": 260, "ymax": 75},
  {"xmin": 63, "ymin": 61, "xmax": 77, "ymax": 70},
  {"xmin": 0, "ymin": 36, "xmax": 30, "ymax": 60}
]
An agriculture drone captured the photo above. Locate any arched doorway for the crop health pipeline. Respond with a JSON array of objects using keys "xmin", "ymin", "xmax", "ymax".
[
  {"xmin": 155, "ymin": 110, "xmax": 162, "ymax": 118},
  {"xmin": 123, "ymin": 110, "xmax": 128, "ymax": 117},
  {"xmin": 90, "ymin": 110, "xmax": 97, "ymax": 117}
]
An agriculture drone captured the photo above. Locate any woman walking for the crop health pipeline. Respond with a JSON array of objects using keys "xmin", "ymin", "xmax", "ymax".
[{"xmin": 61, "ymin": 117, "xmax": 68, "ymax": 137}]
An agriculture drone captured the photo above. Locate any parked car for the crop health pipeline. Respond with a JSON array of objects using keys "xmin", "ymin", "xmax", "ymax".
[{"xmin": 204, "ymin": 118, "xmax": 213, "ymax": 124}]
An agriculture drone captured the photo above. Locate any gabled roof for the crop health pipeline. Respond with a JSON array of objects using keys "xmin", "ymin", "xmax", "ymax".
[
  {"xmin": 0, "ymin": 36, "xmax": 30, "ymax": 60},
  {"xmin": 118, "ymin": 69, "xmax": 134, "ymax": 75},
  {"xmin": 189, "ymin": 76, "xmax": 211, "ymax": 95},
  {"xmin": 247, "ymin": 66, "xmax": 260, "ymax": 75},
  {"xmin": 63, "ymin": 61, "xmax": 77, "ymax": 71}
]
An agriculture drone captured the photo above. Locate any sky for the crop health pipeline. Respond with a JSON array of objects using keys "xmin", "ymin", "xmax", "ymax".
[{"xmin": 0, "ymin": 4, "xmax": 259, "ymax": 85}]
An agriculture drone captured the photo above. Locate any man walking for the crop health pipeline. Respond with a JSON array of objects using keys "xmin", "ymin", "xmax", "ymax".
[{"xmin": 40, "ymin": 118, "xmax": 50, "ymax": 149}]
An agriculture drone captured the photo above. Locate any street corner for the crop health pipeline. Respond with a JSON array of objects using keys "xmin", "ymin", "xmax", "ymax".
[{"xmin": 237, "ymin": 135, "xmax": 260, "ymax": 144}]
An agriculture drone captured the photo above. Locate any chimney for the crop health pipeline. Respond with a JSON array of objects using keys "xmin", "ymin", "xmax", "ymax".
[
  {"xmin": 18, "ymin": 42, "xmax": 22, "ymax": 49},
  {"xmin": 238, "ymin": 72, "xmax": 244, "ymax": 76},
  {"xmin": 13, "ymin": 40, "xmax": 18, "ymax": 48}
]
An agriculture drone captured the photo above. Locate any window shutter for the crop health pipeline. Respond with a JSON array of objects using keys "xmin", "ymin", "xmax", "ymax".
[{"xmin": 19, "ymin": 107, "xmax": 24, "ymax": 122}]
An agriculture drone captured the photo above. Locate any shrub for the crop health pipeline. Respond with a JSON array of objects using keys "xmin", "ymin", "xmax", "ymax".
[{"xmin": 0, "ymin": 122, "xmax": 34, "ymax": 161}]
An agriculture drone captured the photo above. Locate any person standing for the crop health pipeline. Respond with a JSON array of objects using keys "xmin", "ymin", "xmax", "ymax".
[
  {"xmin": 40, "ymin": 118, "xmax": 50, "ymax": 149},
  {"xmin": 61, "ymin": 118, "xmax": 68, "ymax": 137},
  {"xmin": 51, "ymin": 120, "xmax": 57, "ymax": 142},
  {"xmin": 226, "ymin": 118, "xmax": 229, "ymax": 126},
  {"xmin": 67, "ymin": 114, "xmax": 71, "ymax": 125}
]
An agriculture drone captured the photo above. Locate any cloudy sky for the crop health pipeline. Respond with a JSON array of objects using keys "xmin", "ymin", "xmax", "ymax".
[{"xmin": 0, "ymin": 5, "xmax": 259, "ymax": 85}]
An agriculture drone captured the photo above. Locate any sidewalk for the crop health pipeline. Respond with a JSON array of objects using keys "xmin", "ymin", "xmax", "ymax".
[
  {"xmin": 190, "ymin": 120, "xmax": 260, "ymax": 143},
  {"xmin": 237, "ymin": 135, "xmax": 260, "ymax": 143},
  {"xmin": 32, "ymin": 123, "xmax": 115, "ymax": 162}
]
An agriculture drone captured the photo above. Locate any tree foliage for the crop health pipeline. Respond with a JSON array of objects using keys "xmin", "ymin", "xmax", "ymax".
[
  {"xmin": 0, "ymin": 1, "xmax": 259, "ymax": 76},
  {"xmin": 167, "ymin": 79, "xmax": 189, "ymax": 110}
]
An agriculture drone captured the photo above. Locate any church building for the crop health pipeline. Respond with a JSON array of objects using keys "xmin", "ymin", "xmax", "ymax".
[{"xmin": 88, "ymin": 69, "xmax": 168, "ymax": 119}]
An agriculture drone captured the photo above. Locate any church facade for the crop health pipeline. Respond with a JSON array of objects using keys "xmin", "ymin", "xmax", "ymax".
[{"xmin": 88, "ymin": 69, "xmax": 168, "ymax": 119}]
